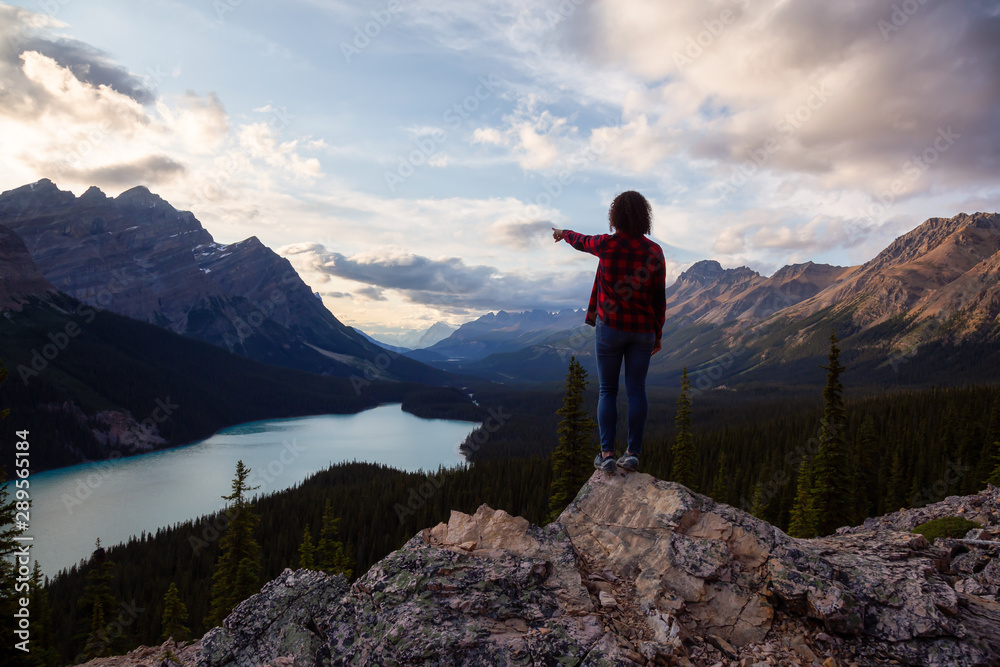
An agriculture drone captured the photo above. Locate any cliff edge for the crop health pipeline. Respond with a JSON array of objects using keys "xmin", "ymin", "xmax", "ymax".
[{"xmin": 85, "ymin": 471, "xmax": 1000, "ymax": 666}]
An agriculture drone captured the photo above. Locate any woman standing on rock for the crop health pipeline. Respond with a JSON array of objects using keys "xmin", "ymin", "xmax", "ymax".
[{"xmin": 552, "ymin": 190, "xmax": 666, "ymax": 473}]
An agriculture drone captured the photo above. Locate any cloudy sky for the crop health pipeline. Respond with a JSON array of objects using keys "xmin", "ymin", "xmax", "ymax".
[{"xmin": 1, "ymin": 0, "xmax": 998, "ymax": 338}]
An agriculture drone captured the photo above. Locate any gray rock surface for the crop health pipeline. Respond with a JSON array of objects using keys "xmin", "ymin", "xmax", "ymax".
[{"xmin": 88, "ymin": 474, "xmax": 1000, "ymax": 667}]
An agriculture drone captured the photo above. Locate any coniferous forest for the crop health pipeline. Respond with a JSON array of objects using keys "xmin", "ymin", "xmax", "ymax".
[{"xmin": 16, "ymin": 366, "xmax": 999, "ymax": 664}]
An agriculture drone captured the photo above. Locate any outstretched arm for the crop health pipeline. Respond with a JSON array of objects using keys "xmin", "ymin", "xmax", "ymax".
[{"xmin": 553, "ymin": 228, "xmax": 605, "ymax": 256}]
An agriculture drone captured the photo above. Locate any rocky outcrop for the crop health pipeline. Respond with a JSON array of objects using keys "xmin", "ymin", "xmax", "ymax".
[
  {"xmin": 201, "ymin": 569, "xmax": 349, "ymax": 667},
  {"xmin": 88, "ymin": 474, "xmax": 1000, "ymax": 667}
]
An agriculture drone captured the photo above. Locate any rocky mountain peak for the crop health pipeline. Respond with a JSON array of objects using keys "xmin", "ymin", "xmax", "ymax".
[
  {"xmin": 678, "ymin": 259, "xmax": 725, "ymax": 283},
  {"xmin": 115, "ymin": 184, "xmax": 166, "ymax": 207},
  {"xmin": 79, "ymin": 185, "xmax": 109, "ymax": 204},
  {"xmin": 864, "ymin": 211, "xmax": 1000, "ymax": 273},
  {"xmin": 89, "ymin": 474, "xmax": 1000, "ymax": 667}
]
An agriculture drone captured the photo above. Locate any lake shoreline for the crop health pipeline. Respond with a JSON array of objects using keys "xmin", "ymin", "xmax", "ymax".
[{"xmin": 16, "ymin": 405, "xmax": 480, "ymax": 577}]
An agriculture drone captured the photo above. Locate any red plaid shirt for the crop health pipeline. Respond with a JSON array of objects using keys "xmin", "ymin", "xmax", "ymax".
[{"xmin": 562, "ymin": 230, "xmax": 666, "ymax": 340}]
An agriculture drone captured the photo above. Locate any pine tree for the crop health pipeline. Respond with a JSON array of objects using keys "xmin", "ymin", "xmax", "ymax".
[
  {"xmin": 29, "ymin": 561, "xmax": 58, "ymax": 667},
  {"xmin": 853, "ymin": 414, "xmax": 878, "ymax": 522},
  {"xmin": 316, "ymin": 500, "xmax": 352, "ymax": 578},
  {"xmin": 987, "ymin": 442, "xmax": 1000, "ymax": 487},
  {"xmin": 809, "ymin": 331, "xmax": 853, "ymax": 535},
  {"xmin": 80, "ymin": 540, "xmax": 119, "ymax": 659},
  {"xmin": 748, "ymin": 479, "xmax": 769, "ymax": 520},
  {"xmin": 160, "ymin": 582, "xmax": 190, "ymax": 642},
  {"xmin": 298, "ymin": 525, "xmax": 316, "ymax": 570},
  {"xmin": 885, "ymin": 443, "xmax": 906, "ymax": 512},
  {"xmin": 671, "ymin": 367, "xmax": 696, "ymax": 489},
  {"xmin": 208, "ymin": 460, "xmax": 262, "ymax": 626},
  {"xmin": 978, "ymin": 399, "xmax": 1000, "ymax": 486},
  {"xmin": 710, "ymin": 452, "xmax": 730, "ymax": 504},
  {"xmin": 547, "ymin": 356, "xmax": 597, "ymax": 522},
  {"xmin": 788, "ymin": 456, "xmax": 818, "ymax": 538},
  {"xmin": 0, "ymin": 464, "xmax": 27, "ymax": 665}
]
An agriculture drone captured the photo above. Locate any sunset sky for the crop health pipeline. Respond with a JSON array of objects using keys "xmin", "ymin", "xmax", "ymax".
[{"xmin": 1, "ymin": 0, "xmax": 998, "ymax": 338}]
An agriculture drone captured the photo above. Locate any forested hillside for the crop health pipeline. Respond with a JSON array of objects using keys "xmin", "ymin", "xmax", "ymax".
[
  {"xmin": 35, "ymin": 380, "xmax": 1000, "ymax": 663},
  {"xmin": 0, "ymin": 294, "xmax": 481, "ymax": 473}
]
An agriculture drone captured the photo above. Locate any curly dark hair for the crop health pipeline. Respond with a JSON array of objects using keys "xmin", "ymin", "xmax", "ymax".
[{"xmin": 608, "ymin": 190, "xmax": 652, "ymax": 236}]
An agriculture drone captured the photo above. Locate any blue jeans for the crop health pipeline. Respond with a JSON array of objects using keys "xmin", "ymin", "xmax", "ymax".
[{"xmin": 595, "ymin": 318, "xmax": 656, "ymax": 456}]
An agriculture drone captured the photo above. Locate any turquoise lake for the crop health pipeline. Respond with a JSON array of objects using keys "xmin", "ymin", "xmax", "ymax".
[{"xmin": 17, "ymin": 404, "xmax": 478, "ymax": 577}]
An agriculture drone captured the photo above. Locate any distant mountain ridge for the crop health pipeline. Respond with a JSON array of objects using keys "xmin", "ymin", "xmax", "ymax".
[
  {"xmin": 429, "ymin": 212, "xmax": 1000, "ymax": 386},
  {"xmin": 366, "ymin": 321, "xmax": 457, "ymax": 350},
  {"xmin": 780, "ymin": 212, "xmax": 1000, "ymax": 335},
  {"xmin": 407, "ymin": 308, "xmax": 588, "ymax": 366},
  {"xmin": 0, "ymin": 179, "xmax": 450, "ymax": 385},
  {"xmin": 662, "ymin": 259, "xmax": 852, "ymax": 325}
]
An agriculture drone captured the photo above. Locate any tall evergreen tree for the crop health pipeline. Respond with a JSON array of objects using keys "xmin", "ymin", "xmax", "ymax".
[
  {"xmin": 671, "ymin": 367, "xmax": 696, "ymax": 489},
  {"xmin": 808, "ymin": 331, "xmax": 853, "ymax": 535},
  {"xmin": 748, "ymin": 478, "xmax": 769, "ymax": 520},
  {"xmin": 547, "ymin": 356, "xmax": 597, "ymax": 522},
  {"xmin": 29, "ymin": 561, "xmax": 58, "ymax": 667},
  {"xmin": 788, "ymin": 456, "xmax": 818, "ymax": 538},
  {"xmin": 160, "ymin": 582, "xmax": 190, "ymax": 641},
  {"xmin": 316, "ymin": 500, "xmax": 352, "ymax": 578},
  {"xmin": 208, "ymin": 460, "xmax": 262, "ymax": 626},
  {"xmin": 886, "ymin": 444, "xmax": 906, "ymax": 512},
  {"xmin": 852, "ymin": 414, "xmax": 878, "ymax": 522},
  {"xmin": 80, "ymin": 540, "xmax": 119, "ymax": 659},
  {"xmin": 710, "ymin": 452, "xmax": 730, "ymax": 504},
  {"xmin": 987, "ymin": 442, "xmax": 1000, "ymax": 487},
  {"xmin": 298, "ymin": 525, "xmax": 316, "ymax": 570}
]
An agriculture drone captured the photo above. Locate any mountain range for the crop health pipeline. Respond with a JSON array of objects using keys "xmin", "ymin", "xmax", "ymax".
[
  {"xmin": 0, "ymin": 180, "xmax": 479, "ymax": 473},
  {"xmin": 3, "ymin": 178, "xmax": 999, "ymax": 395},
  {"xmin": 367, "ymin": 321, "xmax": 457, "ymax": 350},
  {"xmin": 0, "ymin": 179, "xmax": 448, "ymax": 385},
  {"xmin": 419, "ymin": 212, "xmax": 1000, "ymax": 387}
]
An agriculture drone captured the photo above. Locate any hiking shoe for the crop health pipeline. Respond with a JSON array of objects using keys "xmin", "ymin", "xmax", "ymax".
[
  {"xmin": 594, "ymin": 453, "xmax": 616, "ymax": 472},
  {"xmin": 617, "ymin": 453, "xmax": 639, "ymax": 471}
]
